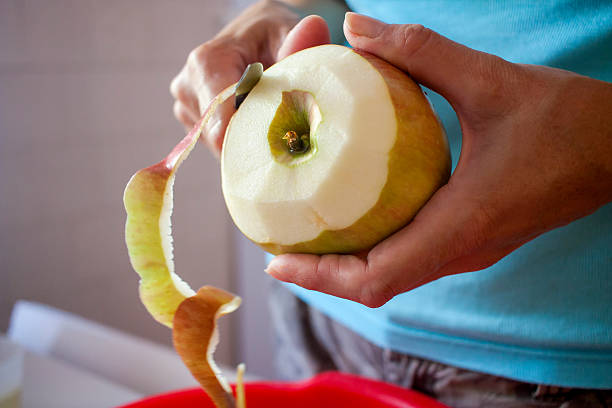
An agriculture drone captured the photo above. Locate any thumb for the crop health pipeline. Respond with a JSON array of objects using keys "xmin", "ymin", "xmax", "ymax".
[
  {"xmin": 343, "ymin": 12, "xmax": 502, "ymax": 107},
  {"xmin": 277, "ymin": 15, "xmax": 331, "ymax": 61}
]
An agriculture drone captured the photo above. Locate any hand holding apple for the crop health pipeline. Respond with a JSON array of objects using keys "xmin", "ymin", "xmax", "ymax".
[
  {"xmin": 169, "ymin": 0, "xmax": 331, "ymax": 156},
  {"xmin": 266, "ymin": 13, "xmax": 612, "ymax": 307}
]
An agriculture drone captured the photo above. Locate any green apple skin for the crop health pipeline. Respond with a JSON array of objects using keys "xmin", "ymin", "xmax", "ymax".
[
  {"xmin": 232, "ymin": 48, "xmax": 451, "ymax": 255},
  {"xmin": 124, "ymin": 147, "xmax": 193, "ymax": 327},
  {"xmin": 124, "ymin": 84, "xmax": 243, "ymax": 404},
  {"xmin": 124, "ymin": 84, "xmax": 235, "ymax": 327},
  {"xmin": 173, "ymin": 286, "xmax": 241, "ymax": 408}
]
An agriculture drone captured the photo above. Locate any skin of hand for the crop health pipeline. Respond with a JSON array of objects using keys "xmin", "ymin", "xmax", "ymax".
[
  {"xmin": 169, "ymin": 0, "xmax": 333, "ymax": 157},
  {"xmin": 265, "ymin": 13, "xmax": 612, "ymax": 307}
]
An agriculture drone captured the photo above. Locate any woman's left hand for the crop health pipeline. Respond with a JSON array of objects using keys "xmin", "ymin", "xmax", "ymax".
[{"xmin": 266, "ymin": 13, "xmax": 612, "ymax": 307}]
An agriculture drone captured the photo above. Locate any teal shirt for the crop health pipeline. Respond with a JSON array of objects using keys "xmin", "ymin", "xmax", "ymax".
[{"xmin": 284, "ymin": 0, "xmax": 612, "ymax": 388}]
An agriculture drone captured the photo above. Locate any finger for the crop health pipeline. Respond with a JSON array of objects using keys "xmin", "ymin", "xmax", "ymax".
[
  {"xmin": 266, "ymin": 253, "xmax": 379, "ymax": 306},
  {"xmin": 170, "ymin": 73, "xmax": 200, "ymax": 116},
  {"xmin": 438, "ymin": 239, "xmax": 531, "ymax": 277},
  {"xmin": 343, "ymin": 12, "xmax": 507, "ymax": 108},
  {"xmin": 173, "ymin": 100, "xmax": 197, "ymax": 130},
  {"xmin": 184, "ymin": 41, "xmax": 247, "ymax": 157},
  {"xmin": 266, "ymin": 181, "xmax": 496, "ymax": 307},
  {"xmin": 200, "ymin": 95, "xmax": 235, "ymax": 158},
  {"xmin": 200, "ymin": 79, "xmax": 240, "ymax": 157},
  {"xmin": 199, "ymin": 14, "xmax": 330, "ymax": 155},
  {"xmin": 277, "ymin": 15, "xmax": 331, "ymax": 61}
]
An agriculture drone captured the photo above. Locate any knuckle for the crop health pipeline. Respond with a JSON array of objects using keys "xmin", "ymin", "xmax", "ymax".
[
  {"xmin": 187, "ymin": 42, "xmax": 220, "ymax": 76},
  {"xmin": 169, "ymin": 75, "xmax": 180, "ymax": 97},
  {"xmin": 209, "ymin": 130, "xmax": 225, "ymax": 152},
  {"xmin": 175, "ymin": 84, "xmax": 193, "ymax": 105},
  {"xmin": 393, "ymin": 24, "xmax": 434, "ymax": 59},
  {"xmin": 357, "ymin": 264, "xmax": 396, "ymax": 308},
  {"xmin": 187, "ymin": 43, "xmax": 209, "ymax": 66},
  {"xmin": 202, "ymin": 120, "xmax": 218, "ymax": 141},
  {"xmin": 315, "ymin": 255, "xmax": 341, "ymax": 287},
  {"xmin": 188, "ymin": 38, "xmax": 237, "ymax": 71},
  {"xmin": 291, "ymin": 256, "xmax": 327, "ymax": 291},
  {"xmin": 468, "ymin": 56, "xmax": 520, "ymax": 113},
  {"xmin": 170, "ymin": 76, "xmax": 191, "ymax": 103},
  {"xmin": 359, "ymin": 281, "xmax": 393, "ymax": 308},
  {"xmin": 172, "ymin": 100, "xmax": 191, "ymax": 126},
  {"xmin": 257, "ymin": 0, "xmax": 274, "ymax": 8},
  {"xmin": 461, "ymin": 198, "xmax": 498, "ymax": 255},
  {"xmin": 479, "ymin": 57, "xmax": 512, "ymax": 94},
  {"xmin": 201, "ymin": 130, "xmax": 222, "ymax": 157},
  {"xmin": 172, "ymin": 100, "xmax": 182, "ymax": 117}
]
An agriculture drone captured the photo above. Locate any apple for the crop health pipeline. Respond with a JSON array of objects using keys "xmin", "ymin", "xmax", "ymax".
[
  {"xmin": 123, "ymin": 44, "xmax": 450, "ymax": 407},
  {"xmin": 221, "ymin": 44, "xmax": 451, "ymax": 255}
]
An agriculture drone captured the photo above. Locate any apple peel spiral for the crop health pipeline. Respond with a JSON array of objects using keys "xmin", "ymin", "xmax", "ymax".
[{"xmin": 123, "ymin": 84, "xmax": 243, "ymax": 408}]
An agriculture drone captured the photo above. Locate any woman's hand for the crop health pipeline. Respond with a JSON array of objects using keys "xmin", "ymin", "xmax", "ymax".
[
  {"xmin": 266, "ymin": 13, "xmax": 612, "ymax": 307},
  {"xmin": 169, "ymin": 0, "xmax": 330, "ymax": 157}
]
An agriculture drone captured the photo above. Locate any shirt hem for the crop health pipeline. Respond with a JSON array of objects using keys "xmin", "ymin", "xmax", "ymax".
[{"xmin": 290, "ymin": 285, "xmax": 612, "ymax": 389}]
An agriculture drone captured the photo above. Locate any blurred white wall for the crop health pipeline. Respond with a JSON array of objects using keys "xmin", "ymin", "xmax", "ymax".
[{"xmin": 0, "ymin": 0, "xmax": 274, "ymax": 375}]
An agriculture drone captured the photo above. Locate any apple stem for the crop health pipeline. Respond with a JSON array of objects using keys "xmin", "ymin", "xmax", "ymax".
[{"xmin": 282, "ymin": 130, "xmax": 310, "ymax": 154}]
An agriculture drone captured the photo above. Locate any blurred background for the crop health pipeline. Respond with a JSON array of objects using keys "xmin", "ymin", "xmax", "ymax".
[{"xmin": 0, "ymin": 0, "xmax": 277, "ymax": 389}]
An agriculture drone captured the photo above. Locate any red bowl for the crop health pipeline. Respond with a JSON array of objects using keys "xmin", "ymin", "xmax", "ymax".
[{"xmin": 118, "ymin": 371, "xmax": 448, "ymax": 408}]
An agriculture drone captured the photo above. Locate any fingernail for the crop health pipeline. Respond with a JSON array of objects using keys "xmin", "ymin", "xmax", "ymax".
[
  {"xmin": 207, "ymin": 118, "xmax": 222, "ymax": 133},
  {"xmin": 265, "ymin": 257, "xmax": 293, "ymax": 279},
  {"xmin": 265, "ymin": 257, "xmax": 281, "ymax": 275},
  {"xmin": 344, "ymin": 12, "xmax": 385, "ymax": 38}
]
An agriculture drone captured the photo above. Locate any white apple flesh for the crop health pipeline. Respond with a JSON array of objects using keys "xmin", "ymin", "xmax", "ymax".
[{"xmin": 222, "ymin": 45, "xmax": 451, "ymax": 255}]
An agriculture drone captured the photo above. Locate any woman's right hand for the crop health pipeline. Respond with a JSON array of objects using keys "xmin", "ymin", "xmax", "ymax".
[{"xmin": 170, "ymin": 0, "xmax": 331, "ymax": 157}]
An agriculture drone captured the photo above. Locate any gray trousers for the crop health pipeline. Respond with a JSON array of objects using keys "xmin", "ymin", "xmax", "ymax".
[{"xmin": 269, "ymin": 281, "xmax": 611, "ymax": 408}]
